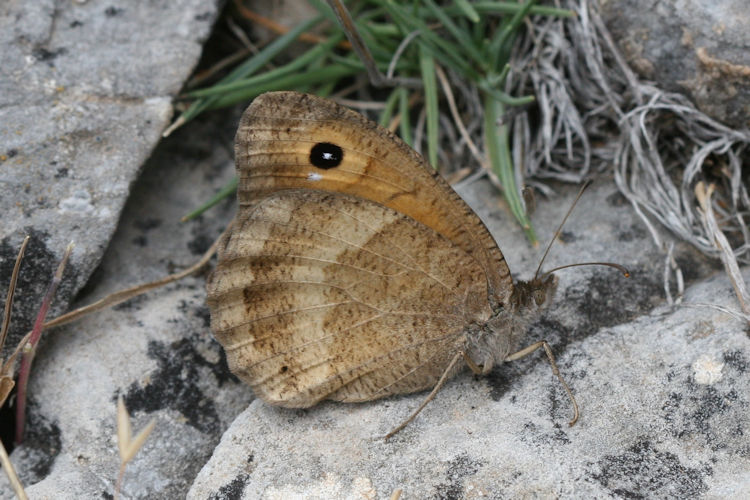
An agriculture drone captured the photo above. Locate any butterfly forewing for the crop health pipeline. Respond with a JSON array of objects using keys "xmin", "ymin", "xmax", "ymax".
[{"xmin": 234, "ymin": 92, "xmax": 513, "ymax": 306}]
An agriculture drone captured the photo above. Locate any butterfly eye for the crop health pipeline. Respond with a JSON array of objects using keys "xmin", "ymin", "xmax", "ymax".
[
  {"xmin": 309, "ymin": 142, "xmax": 343, "ymax": 169},
  {"xmin": 534, "ymin": 289, "xmax": 546, "ymax": 306}
]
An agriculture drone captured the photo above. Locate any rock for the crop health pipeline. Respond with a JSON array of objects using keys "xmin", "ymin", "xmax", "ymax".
[
  {"xmin": 3, "ymin": 95, "xmax": 746, "ymax": 496},
  {"xmin": 188, "ymin": 179, "xmax": 749, "ymax": 497},
  {"xmin": 600, "ymin": 0, "xmax": 750, "ymax": 129},
  {"xmin": 0, "ymin": 0, "xmax": 221, "ymax": 354},
  {"xmin": 4, "ymin": 1, "xmax": 746, "ymax": 496},
  {"xmin": 1, "ymin": 107, "xmax": 250, "ymax": 498}
]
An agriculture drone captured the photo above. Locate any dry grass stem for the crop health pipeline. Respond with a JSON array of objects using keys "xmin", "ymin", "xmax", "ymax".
[
  {"xmin": 662, "ymin": 242, "xmax": 685, "ymax": 306},
  {"xmin": 15, "ymin": 242, "xmax": 74, "ymax": 444},
  {"xmin": 1, "ymin": 236, "xmax": 29, "ymax": 351},
  {"xmin": 0, "ymin": 440, "xmax": 28, "ymax": 500},
  {"xmin": 6, "ymin": 224, "xmax": 228, "ymax": 370},
  {"xmin": 115, "ymin": 395, "xmax": 157, "ymax": 500},
  {"xmin": 695, "ymin": 182, "xmax": 750, "ymax": 320},
  {"xmin": 387, "ymin": 30, "xmax": 420, "ymax": 80},
  {"xmin": 332, "ymin": 98, "xmax": 387, "ymax": 110},
  {"xmin": 506, "ymin": 0, "xmax": 750, "ymax": 297},
  {"xmin": 435, "ymin": 65, "xmax": 486, "ymax": 170},
  {"xmin": 683, "ymin": 302, "xmax": 750, "ymax": 323},
  {"xmin": 0, "ymin": 236, "xmax": 30, "ymax": 408}
]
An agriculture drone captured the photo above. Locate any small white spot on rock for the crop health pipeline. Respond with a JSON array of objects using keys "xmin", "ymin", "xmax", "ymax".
[
  {"xmin": 692, "ymin": 355, "xmax": 724, "ymax": 385},
  {"xmin": 307, "ymin": 172, "xmax": 323, "ymax": 182},
  {"xmin": 59, "ymin": 190, "xmax": 94, "ymax": 214},
  {"xmin": 351, "ymin": 477, "xmax": 376, "ymax": 499}
]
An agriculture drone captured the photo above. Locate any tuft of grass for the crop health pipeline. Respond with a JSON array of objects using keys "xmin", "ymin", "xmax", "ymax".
[{"xmin": 172, "ymin": 0, "xmax": 573, "ymax": 241}]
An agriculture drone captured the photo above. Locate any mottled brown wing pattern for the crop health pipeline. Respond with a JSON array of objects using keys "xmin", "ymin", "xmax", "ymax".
[
  {"xmin": 206, "ymin": 191, "xmax": 492, "ymax": 406},
  {"xmin": 234, "ymin": 91, "xmax": 513, "ymax": 306}
]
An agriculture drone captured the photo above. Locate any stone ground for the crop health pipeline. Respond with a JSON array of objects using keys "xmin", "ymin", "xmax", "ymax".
[
  {"xmin": 0, "ymin": 0, "xmax": 221, "ymax": 357},
  {"xmin": 2, "ymin": 102, "xmax": 748, "ymax": 497},
  {"xmin": 1, "ymin": 0, "xmax": 748, "ymax": 498}
]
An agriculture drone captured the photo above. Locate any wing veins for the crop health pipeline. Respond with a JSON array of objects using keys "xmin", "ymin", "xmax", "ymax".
[
  {"xmin": 236, "ymin": 213, "xmax": 461, "ymax": 297},
  {"xmin": 242, "ymin": 312, "xmax": 386, "ymax": 370},
  {"xmin": 242, "ymin": 169, "xmax": 413, "ymax": 194},
  {"xmin": 269, "ymin": 331, "xmax": 462, "ymax": 403},
  {"xmin": 345, "ymin": 336, "xmax": 459, "ymax": 402}
]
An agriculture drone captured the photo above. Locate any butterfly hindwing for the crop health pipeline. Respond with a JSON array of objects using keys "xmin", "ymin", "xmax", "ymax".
[{"xmin": 206, "ymin": 191, "xmax": 491, "ymax": 406}]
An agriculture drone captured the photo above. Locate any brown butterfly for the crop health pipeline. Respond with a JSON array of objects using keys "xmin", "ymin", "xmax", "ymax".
[{"xmin": 206, "ymin": 91, "xmax": 616, "ymax": 437}]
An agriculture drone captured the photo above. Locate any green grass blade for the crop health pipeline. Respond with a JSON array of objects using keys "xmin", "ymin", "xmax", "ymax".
[
  {"xmin": 483, "ymin": 94, "xmax": 537, "ymax": 243},
  {"xmin": 181, "ymin": 177, "xmax": 238, "ymax": 222},
  {"xmin": 398, "ymin": 88, "xmax": 413, "ymax": 146},
  {"xmin": 488, "ymin": 0, "xmax": 538, "ymax": 70},
  {"xmin": 423, "ymin": 0, "xmax": 485, "ymax": 68},
  {"xmin": 458, "ymin": 2, "xmax": 573, "ymax": 17},
  {"xmin": 379, "ymin": 88, "xmax": 401, "ymax": 127},
  {"xmin": 174, "ymin": 15, "xmax": 325, "ymax": 126},
  {"xmin": 380, "ymin": 2, "xmax": 477, "ymax": 79},
  {"xmin": 478, "ymin": 79, "xmax": 535, "ymax": 106},
  {"xmin": 419, "ymin": 46, "xmax": 439, "ymax": 168},
  {"xmin": 207, "ymin": 64, "xmax": 359, "ymax": 109},
  {"xmin": 453, "ymin": 0, "xmax": 480, "ymax": 22},
  {"xmin": 184, "ymin": 33, "xmax": 344, "ymax": 98},
  {"xmin": 306, "ymin": 0, "xmax": 339, "ymax": 24}
]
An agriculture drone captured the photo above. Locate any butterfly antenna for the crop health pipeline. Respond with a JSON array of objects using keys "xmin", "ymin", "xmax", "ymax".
[
  {"xmin": 540, "ymin": 262, "xmax": 630, "ymax": 280},
  {"xmin": 533, "ymin": 180, "xmax": 591, "ymax": 280}
]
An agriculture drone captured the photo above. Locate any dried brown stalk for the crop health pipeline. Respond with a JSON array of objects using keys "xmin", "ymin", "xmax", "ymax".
[{"xmin": 15, "ymin": 242, "xmax": 74, "ymax": 444}]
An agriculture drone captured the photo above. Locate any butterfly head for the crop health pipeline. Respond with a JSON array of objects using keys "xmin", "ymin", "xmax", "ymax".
[
  {"xmin": 466, "ymin": 274, "xmax": 557, "ymax": 374},
  {"xmin": 511, "ymin": 274, "xmax": 558, "ymax": 313}
]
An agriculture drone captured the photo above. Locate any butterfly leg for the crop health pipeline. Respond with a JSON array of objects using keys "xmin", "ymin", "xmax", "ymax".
[
  {"xmin": 462, "ymin": 352, "xmax": 485, "ymax": 375},
  {"xmin": 505, "ymin": 341, "xmax": 579, "ymax": 426},
  {"xmin": 384, "ymin": 350, "xmax": 464, "ymax": 440}
]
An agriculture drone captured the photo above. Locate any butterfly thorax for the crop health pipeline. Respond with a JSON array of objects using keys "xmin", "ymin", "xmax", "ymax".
[{"xmin": 464, "ymin": 274, "xmax": 558, "ymax": 375}]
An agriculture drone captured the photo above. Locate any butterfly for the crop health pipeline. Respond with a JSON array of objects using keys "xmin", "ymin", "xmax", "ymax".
[{"xmin": 206, "ymin": 91, "xmax": 585, "ymax": 437}]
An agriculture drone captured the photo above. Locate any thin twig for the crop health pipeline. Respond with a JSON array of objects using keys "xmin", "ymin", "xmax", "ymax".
[
  {"xmin": 435, "ymin": 64, "xmax": 487, "ymax": 170},
  {"xmin": 5, "ymin": 224, "xmax": 228, "ymax": 372},
  {"xmin": 326, "ymin": 0, "xmax": 421, "ymax": 88},
  {"xmin": 0, "ymin": 439, "xmax": 27, "ymax": 500},
  {"xmin": 1, "ymin": 236, "xmax": 29, "ymax": 351}
]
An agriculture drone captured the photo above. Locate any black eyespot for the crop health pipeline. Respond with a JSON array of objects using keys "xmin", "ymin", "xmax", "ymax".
[
  {"xmin": 310, "ymin": 142, "xmax": 343, "ymax": 169},
  {"xmin": 280, "ymin": 366, "xmax": 288, "ymax": 373}
]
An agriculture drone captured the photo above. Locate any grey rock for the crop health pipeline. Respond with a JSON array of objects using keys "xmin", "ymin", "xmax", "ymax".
[
  {"xmin": 600, "ymin": 0, "xmax": 750, "ymax": 129},
  {"xmin": 188, "ymin": 180, "xmax": 749, "ymax": 498},
  {"xmin": 0, "ymin": 0, "xmax": 221, "ymax": 353},
  {"xmin": 3, "ymin": 98, "xmax": 746, "ymax": 496},
  {"xmin": 1, "ymin": 107, "xmax": 250, "ymax": 498}
]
